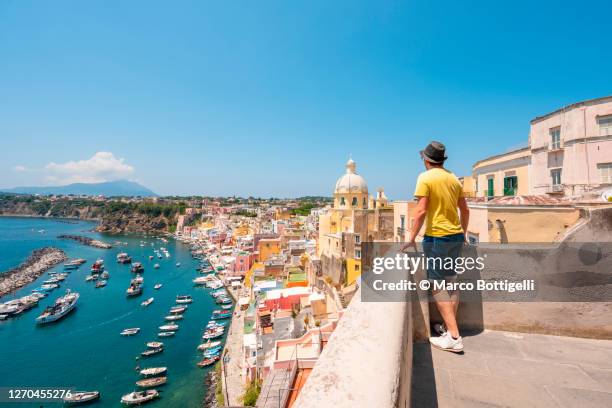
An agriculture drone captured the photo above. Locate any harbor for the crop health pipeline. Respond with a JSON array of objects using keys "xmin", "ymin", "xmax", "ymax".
[{"xmin": 0, "ymin": 217, "xmax": 227, "ymax": 407}]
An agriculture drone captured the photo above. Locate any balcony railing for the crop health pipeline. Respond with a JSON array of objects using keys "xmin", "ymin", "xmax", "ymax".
[
  {"xmin": 547, "ymin": 184, "xmax": 564, "ymax": 194},
  {"xmin": 503, "ymin": 187, "xmax": 517, "ymax": 196}
]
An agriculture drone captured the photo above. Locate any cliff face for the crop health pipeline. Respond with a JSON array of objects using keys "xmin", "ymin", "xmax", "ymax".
[
  {"xmin": 0, "ymin": 199, "xmax": 103, "ymax": 220},
  {"xmin": 0, "ymin": 195, "xmax": 181, "ymax": 234},
  {"xmin": 96, "ymin": 212, "xmax": 177, "ymax": 234}
]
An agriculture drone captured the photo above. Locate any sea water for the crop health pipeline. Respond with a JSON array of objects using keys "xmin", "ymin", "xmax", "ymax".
[{"xmin": 0, "ymin": 217, "xmax": 223, "ymax": 407}]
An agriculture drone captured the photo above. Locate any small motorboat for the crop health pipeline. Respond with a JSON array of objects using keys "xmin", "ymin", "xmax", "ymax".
[
  {"xmin": 141, "ymin": 347, "xmax": 164, "ymax": 357},
  {"xmin": 202, "ymin": 331, "xmax": 224, "ymax": 340},
  {"xmin": 141, "ymin": 297, "xmax": 154, "ymax": 307},
  {"xmin": 85, "ymin": 276, "xmax": 94, "ymax": 282},
  {"xmin": 120, "ymin": 328, "xmax": 141, "ymax": 336},
  {"xmin": 197, "ymin": 355, "xmax": 220, "ymax": 368},
  {"xmin": 136, "ymin": 376, "xmax": 167, "ymax": 388},
  {"xmin": 139, "ymin": 367, "xmax": 167, "ymax": 376},
  {"xmin": 197, "ymin": 341, "xmax": 222, "ymax": 350},
  {"xmin": 193, "ymin": 277, "xmax": 208, "ymax": 285},
  {"xmin": 157, "ymin": 331, "xmax": 175, "ymax": 337},
  {"xmin": 146, "ymin": 341, "xmax": 163, "ymax": 348},
  {"xmin": 175, "ymin": 262, "xmax": 181, "ymax": 267},
  {"xmin": 153, "ymin": 264, "xmax": 160, "ymax": 269},
  {"xmin": 126, "ymin": 284, "xmax": 143, "ymax": 297},
  {"xmin": 164, "ymin": 314, "xmax": 183, "ymax": 321},
  {"xmin": 159, "ymin": 324, "xmax": 178, "ymax": 331},
  {"xmin": 176, "ymin": 295, "xmax": 192, "ymax": 300},
  {"xmin": 41, "ymin": 283, "xmax": 59, "ymax": 291},
  {"xmin": 63, "ymin": 391, "xmax": 100, "ymax": 404},
  {"xmin": 154, "ymin": 284, "xmax": 162, "ymax": 290},
  {"xmin": 203, "ymin": 349, "xmax": 222, "ymax": 359},
  {"xmin": 95, "ymin": 280, "xmax": 107, "ymax": 288},
  {"xmin": 101, "ymin": 271, "xmax": 110, "ymax": 279},
  {"xmin": 130, "ymin": 262, "xmax": 144, "ymax": 273},
  {"xmin": 132, "ymin": 274, "xmax": 144, "ymax": 284},
  {"xmin": 210, "ymin": 313, "xmax": 231, "ymax": 320},
  {"xmin": 120, "ymin": 389, "xmax": 159, "ymax": 405},
  {"xmin": 221, "ymin": 304, "xmax": 233, "ymax": 310},
  {"xmin": 169, "ymin": 306, "xmax": 186, "ymax": 314},
  {"xmin": 149, "ymin": 255, "xmax": 154, "ymax": 260}
]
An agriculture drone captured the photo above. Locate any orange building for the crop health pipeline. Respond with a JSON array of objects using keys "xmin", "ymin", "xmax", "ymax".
[{"xmin": 258, "ymin": 238, "xmax": 281, "ymax": 262}]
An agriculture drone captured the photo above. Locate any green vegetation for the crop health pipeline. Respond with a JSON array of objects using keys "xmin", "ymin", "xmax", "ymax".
[
  {"xmin": 234, "ymin": 209, "xmax": 257, "ymax": 217},
  {"xmin": 291, "ymin": 202, "xmax": 317, "ymax": 216},
  {"xmin": 240, "ymin": 379, "xmax": 262, "ymax": 407},
  {"xmin": 214, "ymin": 362, "xmax": 224, "ymax": 406}
]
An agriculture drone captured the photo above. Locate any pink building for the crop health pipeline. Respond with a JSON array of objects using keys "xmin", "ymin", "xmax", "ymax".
[
  {"xmin": 529, "ymin": 96, "xmax": 612, "ymax": 195},
  {"xmin": 233, "ymin": 252, "xmax": 253, "ymax": 275}
]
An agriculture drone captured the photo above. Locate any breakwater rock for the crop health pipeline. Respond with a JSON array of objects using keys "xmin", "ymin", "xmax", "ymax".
[
  {"xmin": 202, "ymin": 369, "xmax": 221, "ymax": 408},
  {"xmin": 0, "ymin": 247, "xmax": 67, "ymax": 298},
  {"xmin": 57, "ymin": 234, "xmax": 112, "ymax": 249}
]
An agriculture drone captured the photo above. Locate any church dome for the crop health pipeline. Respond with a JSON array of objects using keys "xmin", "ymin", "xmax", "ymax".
[{"xmin": 334, "ymin": 158, "xmax": 368, "ymax": 194}]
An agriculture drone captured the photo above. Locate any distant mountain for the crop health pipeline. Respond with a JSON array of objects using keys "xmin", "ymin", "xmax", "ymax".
[{"xmin": 1, "ymin": 180, "xmax": 157, "ymax": 197}]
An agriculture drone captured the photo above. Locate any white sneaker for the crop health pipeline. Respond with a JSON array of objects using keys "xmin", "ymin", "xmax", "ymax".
[{"xmin": 429, "ymin": 331, "xmax": 464, "ymax": 353}]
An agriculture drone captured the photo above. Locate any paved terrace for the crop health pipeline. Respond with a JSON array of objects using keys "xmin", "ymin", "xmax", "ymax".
[
  {"xmin": 413, "ymin": 329, "xmax": 612, "ymax": 408},
  {"xmin": 222, "ymin": 285, "xmax": 246, "ymax": 407}
]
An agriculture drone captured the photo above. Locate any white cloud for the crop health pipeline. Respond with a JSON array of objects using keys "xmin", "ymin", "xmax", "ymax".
[
  {"xmin": 44, "ymin": 152, "xmax": 135, "ymax": 185},
  {"xmin": 13, "ymin": 165, "xmax": 28, "ymax": 172}
]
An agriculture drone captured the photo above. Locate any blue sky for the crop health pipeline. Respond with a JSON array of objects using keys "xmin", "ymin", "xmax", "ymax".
[{"xmin": 1, "ymin": 0, "xmax": 610, "ymax": 198}]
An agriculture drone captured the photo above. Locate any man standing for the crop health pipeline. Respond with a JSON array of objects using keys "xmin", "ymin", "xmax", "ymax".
[{"xmin": 403, "ymin": 141, "xmax": 470, "ymax": 353}]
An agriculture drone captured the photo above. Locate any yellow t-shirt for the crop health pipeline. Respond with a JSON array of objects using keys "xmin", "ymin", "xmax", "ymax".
[{"xmin": 414, "ymin": 168, "xmax": 463, "ymax": 237}]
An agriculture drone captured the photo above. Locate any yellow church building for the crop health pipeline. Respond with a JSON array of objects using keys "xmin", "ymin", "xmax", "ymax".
[{"xmin": 317, "ymin": 158, "xmax": 394, "ymax": 287}]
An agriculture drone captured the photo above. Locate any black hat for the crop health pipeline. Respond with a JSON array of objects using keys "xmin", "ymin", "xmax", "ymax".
[{"xmin": 420, "ymin": 141, "xmax": 448, "ymax": 163}]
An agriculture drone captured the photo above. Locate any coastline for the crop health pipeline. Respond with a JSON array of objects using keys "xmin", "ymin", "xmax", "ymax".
[
  {"xmin": 57, "ymin": 234, "xmax": 112, "ymax": 249},
  {"xmin": 0, "ymin": 213, "xmax": 100, "ymax": 222},
  {"xmin": 0, "ymin": 247, "xmax": 67, "ymax": 298}
]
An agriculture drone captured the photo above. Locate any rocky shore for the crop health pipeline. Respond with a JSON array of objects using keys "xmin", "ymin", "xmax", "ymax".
[
  {"xmin": 57, "ymin": 234, "xmax": 112, "ymax": 249},
  {"xmin": 0, "ymin": 247, "xmax": 67, "ymax": 298},
  {"xmin": 202, "ymin": 369, "xmax": 221, "ymax": 408}
]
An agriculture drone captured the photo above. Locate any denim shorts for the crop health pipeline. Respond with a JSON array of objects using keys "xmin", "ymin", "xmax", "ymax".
[{"xmin": 422, "ymin": 233, "xmax": 465, "ymax": 280}]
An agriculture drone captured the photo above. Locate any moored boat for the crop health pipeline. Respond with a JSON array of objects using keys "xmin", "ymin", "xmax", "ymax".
[
  {"xmin": 159, "ymin": 324, "xmax": 178, "ymax": 331},
  {"xmin": 120, "ymin": 327, "xmax": 140, "ymax": 336},
  {"xmin": 131, "ymin": 262, "xmax": 144, "ymax": 273},
  {"xmin": 36, "ymin": 290, "xmax": 79, "ymax": 324},
  {"xmin": 157, "ymin": 331, "xmax": 175, "ymax": 337},
  {"xmin": 117, "ymin": 253, "xmax": 132, "ymax": 264},
  {"xmin": 63, "ymin": 391, "xmax": 100, "ymax": 405},
  {"xmin": 90, "ymin": 260, "xmax": 105, "ymax": 273},
  {"xmin": 139, "ymin": 367, "xmax": 166, "ymax": 376},
  {"xmin": 141, "ymin": 347, "xmax": 164, "ymax": 357},
  {"xmin": 120, "ymin": 390, "xmax": 158, "ymax": 405},
  {"xmin": 193, "ymin": 276, "xmax": 208, "ymax": 285},
  {"xmin": 197, "ymin": 355, "xmax": 220, "ymax": 367},
  {"xmin": 95, "ymin": 280, "xmax": 107, "ymax": 288},
  {"xmin": 136, "ymin": 376, "xmax": 167, "ymax": 388},
  {"xmin": 146, "ymin": 341, "xmax": 163, "ymax": 348},
  {"xmin": 197, "ymin": 341, "xmax": 221, "ymax": 350},
  {"xmin": 164, "ymin": 314, "xmax": 183, "ymax": 321},
  {"xmin": 175, "ymin": 295, "xmax": 192, "ymax": 304},
  {"xmin": 41, "ymin": 283, "xmax": 60, "ymax": 291},
  {"xmin": 141, "ymin": 297, "xmax": 154, "ymax": 307},
  {"xmin": 169, "ymin": 306, "xmax": 186, "ymax": 314},
  {"xmin": 126, "ymin": 282, "xmax": 143, "ymax": 297},
  {"xmin": 154, "ymin": 284, "xmax": 162, "ymax": 290}
]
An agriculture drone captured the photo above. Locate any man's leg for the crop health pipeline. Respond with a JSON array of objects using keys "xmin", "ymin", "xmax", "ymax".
[{"xmin": 433, "ymin": 289, "xmax": 459, "ymax": 339}]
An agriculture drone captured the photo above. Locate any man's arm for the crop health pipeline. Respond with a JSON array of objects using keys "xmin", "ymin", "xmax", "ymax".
[
  {"xmin": 457, "ymin": 196, "xmax": 470, "ymax": 239},
  {"xmin": 401, "ymin": 196, "xmax": 428, "ymax": 251}
]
